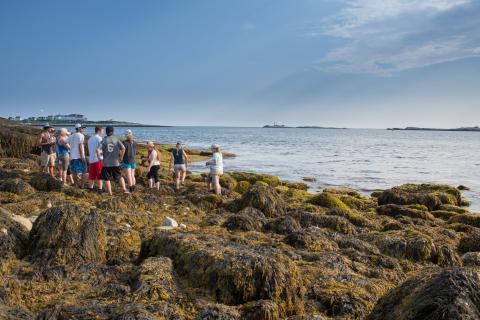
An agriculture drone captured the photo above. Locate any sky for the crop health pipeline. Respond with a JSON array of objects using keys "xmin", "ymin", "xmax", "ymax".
[{"xmin": 0, "ymin": 0, "xmax": 479, "ymax": 128}]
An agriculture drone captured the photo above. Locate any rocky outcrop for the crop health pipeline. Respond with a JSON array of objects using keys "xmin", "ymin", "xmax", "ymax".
[
  {"xmin": 146, "ymin": 231, "xmax": 305, "ymax": 317},
  {"xmin": 223, "ymin": 207, "xmax": 267, "ymax": 232},
  {"xmin": 0, "ymin": 208, "xmax": 29, "ymax": 261},
  {"xmin": 0, "ymin": 178, "xmax": 34, "ymax": 195},
  {"xmin": 367, "ymin": 268, "xmax": 480, "ymax": 320},
  {"xmin": 28, "ymin": 205, "xmax": 106, "ymax": 266},
  {"xmin": 29, "ymin": 173, "xmax": 62, "ymax": 192},
  {"xmin": 235, "ymin": 186, "xmax": 286, "ymax": 218}
]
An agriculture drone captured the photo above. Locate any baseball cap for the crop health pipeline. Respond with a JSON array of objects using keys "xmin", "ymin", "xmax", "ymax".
[
  {"xmin": 75, "ymin": 123, "xmax": 86, "ymax": 129},
  {"xmin": 125, "ymin": 129, "xmax": 133, "ymax": 135},
  {"xmin": 60, "ymin": 128, "xmax": 68, "ymax": 134},
  {"xmin": 43, "ymin": 123, "xmax": 52, "ymax": 129}
]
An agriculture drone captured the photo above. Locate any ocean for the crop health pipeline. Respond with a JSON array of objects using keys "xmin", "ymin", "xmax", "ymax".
[{"xmin": 78, "ymin": 126, "xmax": 480, "ymax": 211}]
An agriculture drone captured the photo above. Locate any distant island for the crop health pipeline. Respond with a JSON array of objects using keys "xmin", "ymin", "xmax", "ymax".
[
  {"xmin": 7, "ymin": 113, "xmax": 170, "ymax": 127},
  {"xmin": 387, "ymin": 126, "xmax": 480, "ymax": 132},
  {"xmin": 263, "ymin": 123, "xmax": 347, "ymax": 129}
]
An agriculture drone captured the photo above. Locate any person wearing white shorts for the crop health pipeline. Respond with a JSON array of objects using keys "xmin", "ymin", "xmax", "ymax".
[
  {"xmin": 169, "ymin": 142, "xmax": 189, "ymax": 191},
  {"xmin": 206, "ymin": 144, "xmax": 223, "ymax": 195}
]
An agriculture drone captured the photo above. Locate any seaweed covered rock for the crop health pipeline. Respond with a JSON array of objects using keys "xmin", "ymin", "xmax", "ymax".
[
  {"xmin": 236, "ymin": 186, "xmax": 286, "ymax": 218},
  {"xmin": 0, "ymin": 178, "xmax": 34, "ymax": 195},
  {"xmin": 264, "ymin": 215, "xmax": 302, "ymax": 235},
  {"xmin": 462, "ymin": 252, "xmax": 480, "ymax": 267},
  {"xmin": 458, "ymin": 233, "xmax": 480, "ymax": 254},
  {"xmin": 0, "ymin": 303, "xmax": 33, "ymax": 320},
  {"xmin": 223, "ymin": 207, "xmax": 267, "ymax": 232},
  {"xmin": 229, "ymin": 172, "xmax": 281, "ymax": 187},
  {"xmin": 290, "ymin": 211, "xmax": 356, "ymax": 234},
  {"xmin": 284, "ymin": 227, "xmax": 337, "ymax": 252},
  {"xmin": 449, "ymin": 213, "xmax": 480, "ymax": 228},
  {"xmin": 195, "ymin": 305, "xmax": 240, "ymax": 320},
  {"xmin": 131, "ymin": 257, "xmax": 177, "ymax": 301},
  {"xmin": 29, "ymin": 172, "xmax": 62, "ymax": 192},
  {"xmin": 307, "ymin": 192, "xmax": 350, "ymax": 212},
  {"xmin": 104, "ymin": 220, "xmax": 141, "ymax": 264},
  {"xmin": 220, "ymin": 174, "xmax": 238, "ymax": 190},
  {"xmin": 377, "ymin": 204, "xmax": 434, "ymax": 220},
  {"xmin": 146, "ymin": 231, "xmax": 305, "ymax": 316},
  {"xmin": 377, "ymin": 184, "xmax": 462, "ymax": 210},
  {"xmin": 0, "ymin": 208, "xmax": 29, "ymax": 260},
  {"xmin": 240, "ymin": 300, "xmax": 280, "ymax": 320},
  {"xmin": 0, "ymin": 120, "xmax": 39, "ymax": 158},
  {"xmin": 28, "ymin": 205, "xmax": 106, "ymax": 266},
  {"xmin": 367, "ymin": 268, "xmax": 480, "ymax": 320}
]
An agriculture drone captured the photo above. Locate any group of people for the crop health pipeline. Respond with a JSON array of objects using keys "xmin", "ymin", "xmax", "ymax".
[{"xmin": 37, "ymin": 123, "xmax": 224, "ymax": 195}]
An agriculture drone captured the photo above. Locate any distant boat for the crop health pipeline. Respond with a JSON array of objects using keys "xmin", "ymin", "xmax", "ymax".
[{"xmin": 263, "ymin": 122, "xmax": 292, "ymax": 128}]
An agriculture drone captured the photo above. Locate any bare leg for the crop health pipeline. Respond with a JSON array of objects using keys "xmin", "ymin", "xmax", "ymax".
[
  {"xmin": 132, "ymin": 169, "xmax": 136, "ymax": 186},
  {"xmin": 149, "ymin": 178, "xmax": 153, "ymax": 188},
  {"xmin": 119, "ymin": 177, "xmax": 128, "ymax": 193},
  {"xmin": 175, "ymin": 171, "xmax": 181, "ymax": 190},
  {"xmin": 214, "ymin": 175, "xmax": 222, "ymax": 195},
  {"xmin": 155, "ymin": 181, "xmax": 160, "ymax": 190},
  {"xmin": 98, "ymin": 179, "xmax": 103, "ymax": 190},
  {"xmin": 181, "ymin": 170, "xmax": 186, "ymax": 183},
  {"xmin": 104, "ymin": 180, "xmax": 112, "ymax": 196}
]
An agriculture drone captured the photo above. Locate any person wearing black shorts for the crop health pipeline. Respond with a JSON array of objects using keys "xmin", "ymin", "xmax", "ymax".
[
  {"xmin": 146, "ymin": 141, "xmax": 161, "ymax": 190},
  {"xmin": 101, "ymin": 126, "xmax": 128, "ymax": 195}
]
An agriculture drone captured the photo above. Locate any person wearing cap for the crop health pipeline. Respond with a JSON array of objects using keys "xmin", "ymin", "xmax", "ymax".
[
  {"xmin": 87, "ymin": 126, "xmax": 104, "ymax": 192},
  {"xmin": 146, "ymin": 141, "xmax": 161, "ymax": 190},
  {"xmin": 169, "ymin": 141, "xmax": 189, "ymax": 191},
  {"xmin": 205, "ymin": 144, "xmax": 223, "ymax": 195},
  {"xmin": 121, "ymin": 129, "xmax": 137, "ymax": 193},
  {"xmin": 37, "ymin": 123, "xmax": 57, "ymax": 176},
  {"xmin": 55, "ymin": 128, "xmax": 71, "ymax": 185},
  {"xmin": 101, "ymin": 126, "xmax": 128, "ymax": 195},
  {"xmin": 69, "ymin": 123, "xmax": 87, "ymax": 187}
]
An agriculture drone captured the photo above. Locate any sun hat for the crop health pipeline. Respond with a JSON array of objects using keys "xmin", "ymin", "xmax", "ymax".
[
  {"xmin": 125, "ymin": 129, "xmax": 133, "ymax": 135},
  {"xmin": 43, "ymin": 123, "xmax": 52, "ymax": 129},
  {"xmin": 75, "ymin": 123, "xmax": 86, "ymax": 129},
  {"xmin": 60, "ymin": 128, "xmax": 68, "ymax": 134}
]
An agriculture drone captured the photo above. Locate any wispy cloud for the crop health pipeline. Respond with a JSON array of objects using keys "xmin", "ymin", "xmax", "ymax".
[{"xmin": 310, "ymin": 0, "xmax": 480, "ymax": 74}]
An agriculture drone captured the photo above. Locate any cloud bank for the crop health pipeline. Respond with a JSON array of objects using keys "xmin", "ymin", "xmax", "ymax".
[{"xmin": 310, "ymin": 0, "xmax": 480, "ymax": 74}]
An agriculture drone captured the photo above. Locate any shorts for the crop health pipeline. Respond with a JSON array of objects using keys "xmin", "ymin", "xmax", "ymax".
[
  {"xmin": 101, "ymin": 166, "xmax": 122, "ymax": 182},
  {"xmin": 58, "ymin": 154, "xmax": 70, "ymax": 171},
  {"xmin": 40, "ymin": 151, "xmax": 56, "ymax": 167},
  {"xmin": 210, "ymin": 168, "xmax": 223, "ymax": 176},
  {"xmin": 70, "ymin": 159, "xmax": 87, "ymax": 174},
  {"xmin": 88, "ymin": 161, "xmax": 103, "ymax": 180},
  {"xmin": 174, "ymin": 164, "xmax": 186, "ymax": 173},
  {"xmin": 147, "ymin": 165, "xmax": 160, "ymax": 183},
  {"xmin": 121, "ymin": 163, "xmax": 137, "ymax": 169}
]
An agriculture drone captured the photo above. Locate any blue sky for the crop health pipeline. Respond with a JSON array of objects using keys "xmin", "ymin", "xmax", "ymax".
[{"xmin": 0, "ymin": 0, "xmax": 479, "ymax": 127}]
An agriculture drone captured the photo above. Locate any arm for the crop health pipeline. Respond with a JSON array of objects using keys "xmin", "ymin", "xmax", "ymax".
[
  {"xmin": 60, "ymin": 137, "xmax": 70, "ymax": 149},
  {"xmin": 79, "ymin": 143, "xmax": 85, "ymax": 160},
  {"xmin": 183, "ymin": 150, "xmax": 189, "ymax": 167},
  {"xmin": 118, "ymin": 141, "xmax": 126, "ymax": 162},
  {"xmin": 168, "ymin": 153, "xmax": 173, "ymax": 171}
]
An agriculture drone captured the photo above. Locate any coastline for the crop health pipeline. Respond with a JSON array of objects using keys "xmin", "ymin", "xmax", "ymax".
[{"xmin": 0, "ymin": 118, "xmax": 478, "ymax": 318}]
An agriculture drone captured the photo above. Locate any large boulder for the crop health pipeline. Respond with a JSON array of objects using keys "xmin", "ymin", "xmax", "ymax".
[
  {"xmin": 236, "ymin": 186, "xmax": 286, "ymax": 218},
  {"xmin": 146, "ymin": 231, "xmax": 305, "ymax": 317},
  {"xmin": 377, "ymin": 184, "xmax": 462, "ymax": 211},
  {"xmin": 377, "ymin": 204, "xmax": 434, "ymax": 220},
  {"xmin": 307, "ymin": 192, "xmax": 351, "ymax": 212},
  {"xmin": 29, "ymin": 173, "xmax": 62, "ymax": 192},
  {"xmin": 28, "ymin": 205, "xmax": 106, "ymax": 266},
  {"xmin": 367, "ymin": 268, "xmax": 480, "ymax": 320}
]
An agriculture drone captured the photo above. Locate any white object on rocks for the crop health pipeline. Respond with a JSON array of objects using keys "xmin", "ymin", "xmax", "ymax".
[
  {"xmin": 163, "ymin": 216, "xmax": 178, "ymax": 228},
  {"xmin": 1, "ymin": 228, "xmax": 7, "ymax": 235},
  {"xmin": 11, "ymin": 214, "xmax": 32, "ymax": 231},
  {"xmin": 179, "ymin": 223, "xmax": 187, "ymax": 229},
  {"xmin": 46, "ymin": 201, "xmax": 52, "ymax": 208}
]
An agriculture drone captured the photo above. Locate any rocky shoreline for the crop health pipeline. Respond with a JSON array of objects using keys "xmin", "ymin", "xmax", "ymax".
[{"xmin": 1, "ymin": 119, "xmax": 479, "ymax": 319}]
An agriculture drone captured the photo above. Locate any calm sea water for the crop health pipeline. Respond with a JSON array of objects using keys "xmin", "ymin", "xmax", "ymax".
[{"xmin": 79, "ymin": 126, "xmax": 479, "ymax": 211}]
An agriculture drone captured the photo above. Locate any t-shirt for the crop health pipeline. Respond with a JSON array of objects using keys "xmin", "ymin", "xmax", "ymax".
[
  {"xmin": 209, "ymin": 152, "xmax": 223, "ymax": 171},
  {"xmin": 122, "ymin": 140, "xmax": 137, "ymax": 164},
  {"xmin": 149, "ymin": 150, "xmax": 160, "ymax": 166},
  {"xmin": 102, "ymin": 135, "xmax": 125, "ymax": 167},
  {"xmin": 88, "ymin": 135, "xmax": 103, "ymax": 163},
  {"xmin": 69, "ymin": 132, "xmax": 85, "ymax": 160}
]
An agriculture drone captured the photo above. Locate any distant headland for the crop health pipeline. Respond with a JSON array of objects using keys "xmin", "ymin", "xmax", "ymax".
[
  {"xmin": 387, "ymin": 126, "xmax": 480, "ymax": 132},
  {"xmin": 7, "ymin": 114, "xmax": 170, "ymax": 127},
  {"xmin": 263, "ymin": 123, "xmax": 347, "ymax": 129}
]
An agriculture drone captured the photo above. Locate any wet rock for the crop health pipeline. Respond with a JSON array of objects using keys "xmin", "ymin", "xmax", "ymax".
[
  {"xmin": 284, "ymin": 227, "xmax": 337, "ymax": 252},
  {"xmin": 367, "ymin": 268, "xmax": 480, "ymax": 320},
  {"xmin": 0, "ymin": 303, "xmax": 33, "ymax": 320},
  {"xmin": 29, "ymin": 173, "xmax": 62, "ymax": 192},
  {"xmin": 431, "ymin": 210, "xmax": 459, "ymax": 220},
  {"xmin": 223, "ymin": 207, "xmax": 267, "ymax": 232},
  {"xmin": 290, "ymin": 211, "xmax": 355, "ymax": 234},
  {"xmin": 28, "ymin": 205, "xmax": 106, "ymax": 266},
  {"xmin": 307, "ymin": 192, "xmax": 350, "ymax": 212},
  {"xmin": 449, "ymin": 213, "xmax": 480, "ymax": 228},
  {"xmin": 236, "ymin": 186, "xmax": 286, "ymax": 218},
  {"xmin": 195, "ymin": 304, "xmax": 240, "ymax": 320},
  {"xmin": 240, "ymin": 300, "xmax": 280, "ymax": 320},
  {"xmin": 104, "ymin": 220, "xmax": 141, "ymax": 264},
  {"xmin": 235, "ymin": 181, "xmax": 251, "ymax": 194},
  {"xmin": 131, "ymin": 257, "xmax": 177, "ymax": 301},
  {"xmin": 264, "ymin": 215, "xmax": 302, "ymax": 235},
  {"xmin": 146, "ymin": 232, "xmax": 305, "ymax": 316},
  {"xmin": 220, "ymin": 174, "xmax": 238, "ymax": 190},
  {"xmin": 457, "ymin": 185, "xmax": 470, "ymax": 191},
  {"xmin": 462, "ymin": 252, "xmax": 480, "ymax": 266},
  {"xmin": 377, "ymin": 184, "xmax": 462, "ymax": 210},
  {"xmin": 377, "ymin": 204, "xmax": 434, "ymax": 220},
  {"xmin": 0, "ymin": 178, "xmax": 34, "ymax": 195}
]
